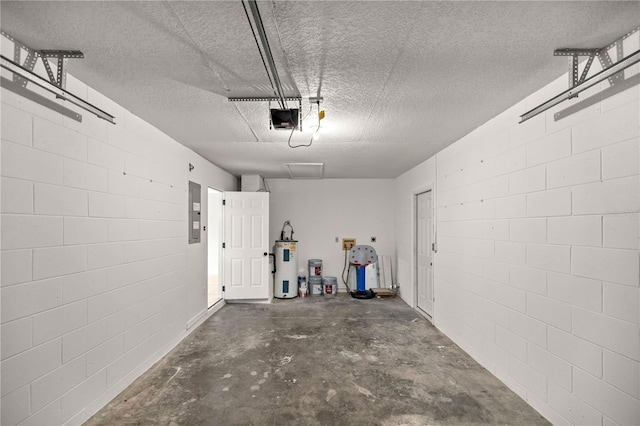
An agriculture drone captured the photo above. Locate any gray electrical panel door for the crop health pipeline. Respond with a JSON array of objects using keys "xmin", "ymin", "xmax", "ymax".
[{"xmin": 189, "ymin": 181, "xmax": 201, "ymax": 244}]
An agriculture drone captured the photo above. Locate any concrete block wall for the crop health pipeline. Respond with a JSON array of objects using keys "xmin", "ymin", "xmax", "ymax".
[
  {"xmin": 396, "ymin": 35, "xmax": 639, "ymax": 424},
  {"xmin": 0, "ymin": 39, "xmax": 237, "ymax": 425}
]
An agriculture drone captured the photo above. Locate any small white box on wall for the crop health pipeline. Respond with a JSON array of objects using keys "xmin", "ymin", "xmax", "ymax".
[{"xmin": 241, "ymin": 174, "xmax": 264, "ymax": 191}]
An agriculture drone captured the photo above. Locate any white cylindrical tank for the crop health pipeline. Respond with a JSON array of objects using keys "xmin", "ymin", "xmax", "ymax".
[{"xmin": 274, "ymin": 240, "xmax": 298, "ymax": 298}]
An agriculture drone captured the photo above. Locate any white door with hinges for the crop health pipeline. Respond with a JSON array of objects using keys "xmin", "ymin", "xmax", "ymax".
[
  {"xmin": 223, "ymin": 192, "xmax": 270, "ymax": 300},
  {"xmin": 416, "ymin": 190, "xmax": 434, "ymax": 318}
]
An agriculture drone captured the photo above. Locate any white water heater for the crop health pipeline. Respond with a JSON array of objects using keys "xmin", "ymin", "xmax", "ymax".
[{"xmin": 274, "ymin": 240, "xmax": 298, "ymax": 298}]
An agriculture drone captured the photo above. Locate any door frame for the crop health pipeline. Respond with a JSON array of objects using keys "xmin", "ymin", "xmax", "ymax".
[
  {"xmin": 207, "ymin": 186, "xmax": 224, "ymax": 310},
  {"xmin": 413, "ymin": 185, "xmax": 435, "ymax": 322}
]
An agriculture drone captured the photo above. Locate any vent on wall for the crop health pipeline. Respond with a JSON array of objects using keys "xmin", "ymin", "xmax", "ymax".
[{"xmin": 285, "ymin": 163, "xmax": 324, "ymax": 179}]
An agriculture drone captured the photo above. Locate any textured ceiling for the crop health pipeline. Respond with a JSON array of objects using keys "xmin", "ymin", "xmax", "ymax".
[{"xmin": 1, "ymin": 1, "xmax": 639, "ymax": 178}]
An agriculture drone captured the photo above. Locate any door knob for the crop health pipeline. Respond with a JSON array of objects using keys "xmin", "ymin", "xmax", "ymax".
[{"xmin": 264, "ymin": 252, "xmax": 268, "ymax": 256}]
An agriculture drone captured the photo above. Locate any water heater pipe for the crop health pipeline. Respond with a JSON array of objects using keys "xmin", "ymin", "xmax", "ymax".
[{"xmin": 280, "ymin": 220, "xmax": 294, "ymax": 240}]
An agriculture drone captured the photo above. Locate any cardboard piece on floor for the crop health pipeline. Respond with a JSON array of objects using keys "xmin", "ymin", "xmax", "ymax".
[{"xmin": 372, "ymin": 288, "xmax": 396, "ymax": 298}]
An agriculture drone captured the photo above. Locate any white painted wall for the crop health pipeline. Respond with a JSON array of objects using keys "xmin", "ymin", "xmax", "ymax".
[
  {"xmin": 395, "ymin": 37, "xmax": 640, "ymax": 424},
  {"xmin": 0, "ymin": 38, "xmax": 237, "ymax": 425},
  {"xmin": 267, "ymin": 179, "xmax": 395, "ymax": 291}
]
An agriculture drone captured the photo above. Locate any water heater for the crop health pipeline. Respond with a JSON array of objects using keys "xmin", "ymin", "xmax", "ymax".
[{"xmin": 274, "ymin": 240, "xmax": 298, "ymax": 298}]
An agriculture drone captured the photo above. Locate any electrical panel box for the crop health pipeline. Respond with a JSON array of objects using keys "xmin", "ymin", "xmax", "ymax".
[{"xmin": 189, "ymin": 181, "xmax": 201, "ymax": 244}]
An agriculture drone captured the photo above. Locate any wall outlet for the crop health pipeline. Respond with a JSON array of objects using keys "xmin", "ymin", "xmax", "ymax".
[{"xmin": 342, "ymin": 238, "xmax": 356, "ymax": 251}]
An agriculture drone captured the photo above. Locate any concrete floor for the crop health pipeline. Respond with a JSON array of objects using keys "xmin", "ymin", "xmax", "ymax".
[{"xmin": 87, "ymin": 295, "xmax": 549, "ymax": 425}]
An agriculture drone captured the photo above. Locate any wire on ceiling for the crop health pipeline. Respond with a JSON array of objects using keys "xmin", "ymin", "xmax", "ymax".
[
  {"xmin": 287, "ymin": 104, "xmax": 314, "ymax": 148},
  {"xmin": 287, "ymin": 101, "xmax": 323, "ymax": 149}
]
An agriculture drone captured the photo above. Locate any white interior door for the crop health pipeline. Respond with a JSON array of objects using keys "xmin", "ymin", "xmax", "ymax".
[
  {"xmin": 223, "ymin": 192, "xmax": 270, "ymax": 300},
  {"xmin": 417, "ymin": 190, "xmax": 434, "ymax": 317}
]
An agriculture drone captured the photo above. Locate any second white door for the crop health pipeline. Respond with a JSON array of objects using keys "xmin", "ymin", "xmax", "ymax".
[{"xmin": 223, "ymin": 192, "xmax": 270, "ymax": 300}]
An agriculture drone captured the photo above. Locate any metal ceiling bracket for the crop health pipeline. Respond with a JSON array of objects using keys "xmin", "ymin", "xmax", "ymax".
[
  {"xmin": 1, "ymin": 54, "xmax": 115, "ymax": 124},
  {"xmin": 18, "ymin": 52, "xmax": 37, "ymax": 88},
  {"xmin": 578, "ymin": 53, "xmax": 596, "ymax": 85},
  {"xmin": 597, "ymin": 47, "xmax": 624, "ymax": 87},
  {"xmin": 231, "ymin": 96, "xmax": 303, "ymax": 131},
  {"xmin": 38, "ymin": 50, "xmax": 84, "ymax": 90},
  {"xmin": 520, "ymin": 47, "xmax": 640, "ymax": 123},
  {"xmin": 0, "ymin": 31, "xmax": 114, "ymax": 124},
  {"xmin": 228, "ymin": 97, "xmax": 302, "ymax": 102},
  {"xmin": 554, "ymin": 48, "xmax": 599, "ymax": 92},
  {"xmin": 521, "ymin": 26, "xmax": 640, "ymax": 123}
]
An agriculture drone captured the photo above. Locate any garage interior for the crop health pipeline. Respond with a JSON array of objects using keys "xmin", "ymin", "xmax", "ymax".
[{"xmin": 0, "ymin": 1, "xmax": 639, "ymax": 425}]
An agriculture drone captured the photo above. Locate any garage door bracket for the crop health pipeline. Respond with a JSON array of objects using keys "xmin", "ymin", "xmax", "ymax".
[
  {"xmin": 520, "ymin": 26, "xmax": 640, "ymax": 123},
  {"xmin": 0, "ymin": 31, "xmax": 115, "ymax": 124}
]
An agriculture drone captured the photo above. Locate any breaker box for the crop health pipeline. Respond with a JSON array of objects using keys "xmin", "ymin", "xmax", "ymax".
[{"xmin": 189, "ymin": 181, "xmax": 201, "ymax": 244}]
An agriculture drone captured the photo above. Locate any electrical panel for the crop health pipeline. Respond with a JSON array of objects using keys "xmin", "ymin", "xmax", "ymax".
[{"xmin": 189, "ymin": 181, "xmax": 201, "ymax": 244}]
